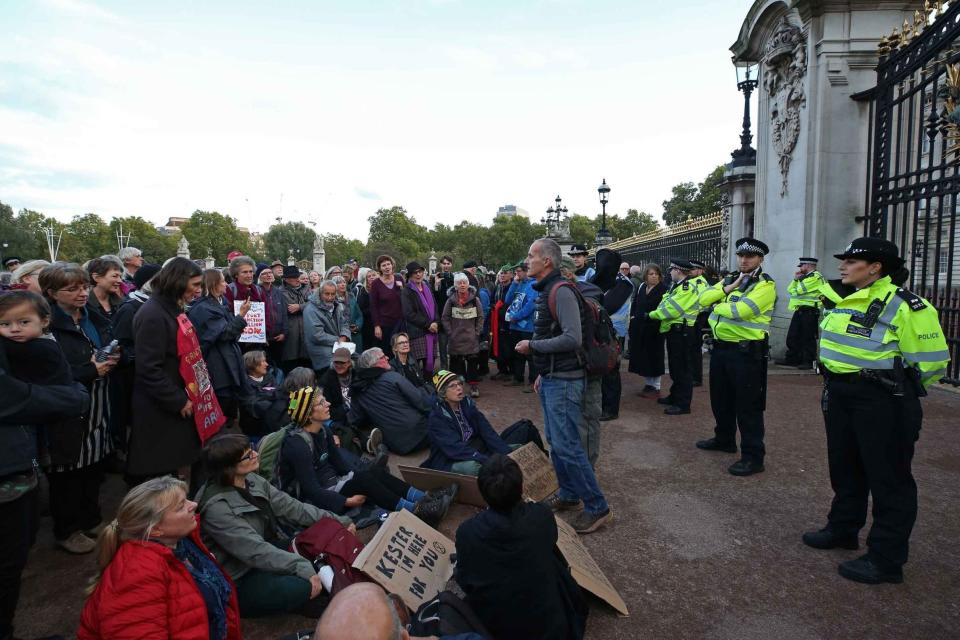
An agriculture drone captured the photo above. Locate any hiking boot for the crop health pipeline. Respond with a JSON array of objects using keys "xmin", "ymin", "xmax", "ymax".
[
  {"xmin": 413, "ymin": 495, "xmax": 450, "ymax": 529},
  {"xmin": 57, "ymin": 531, "xmax": 96, "ymax": 554},
  {"xmin": 541, "ymin": 493, "xmax": 583, "ymax": 512},
  {"xmin": 470, "ymin": 384, "xmax": 480, "ymax": 398},
  {"xmin": 571, "ymin": 508, "xmax": 612, "ymax": 534},
  {"xmin": 366, "ymin": 428, "xmax": 383, "ymax": 455},
  {"xmin": 695, "ymin": 437, "xmax": 737, "ymax": 453},
  {"xmin": 427, "ymin": 483, "xmax": 459, "ymax": 503}
]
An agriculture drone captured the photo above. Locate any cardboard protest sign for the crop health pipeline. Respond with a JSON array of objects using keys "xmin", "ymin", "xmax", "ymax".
[
  {"xmin": 554, "ymin": 516, "xmax": 629, "ymax": 616},
  {"xmin": 508, "ymin": 442, "xmax": 559, "ymax": 502},
  {"xmin": 352, "ymin": 509, "xmax": 455, "ymax": 612},
  {"xmin": 398, "ymin": 465, "xmax": 485, "ymax": 508},
  {"xmin": 234, "ymin": 301, "xmax": 267, "ymax": 344}
]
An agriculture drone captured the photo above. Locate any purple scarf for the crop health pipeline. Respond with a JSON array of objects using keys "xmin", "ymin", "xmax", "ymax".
[{"xmin": 410, "ymin": 280, "xmax": 438, "ymax": 374}]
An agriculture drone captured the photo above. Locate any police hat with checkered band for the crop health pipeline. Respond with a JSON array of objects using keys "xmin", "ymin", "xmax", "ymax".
[
  {"xmin": 833, "ymin": 237, "xmax": 904, "ymax": 269},
  {"xmin": 669, "ymin": 258, "xmax": 694, "ymax": 272},
  {"xmin": 734, "ymin": 237, "xmax": 769, "ymax": 256},
  {"xmin": 689, "ymin": 258, "xmax": 706, "ymax": 270}
]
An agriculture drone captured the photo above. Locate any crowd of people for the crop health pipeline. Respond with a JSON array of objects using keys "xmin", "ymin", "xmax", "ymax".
[{"xmin": 0, "ymin": 229, "xmax": 950, "ymax": 639}]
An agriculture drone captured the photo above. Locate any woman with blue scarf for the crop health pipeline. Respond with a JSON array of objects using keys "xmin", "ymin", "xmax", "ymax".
[{"xmin": 79, "ymin": 476, "xmax": 241, "ymax": 640}]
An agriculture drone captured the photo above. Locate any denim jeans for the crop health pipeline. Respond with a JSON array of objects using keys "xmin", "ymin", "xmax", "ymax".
[{"xmin": 539, "ymin": 376, "xmax": 608, "ymax": 514}]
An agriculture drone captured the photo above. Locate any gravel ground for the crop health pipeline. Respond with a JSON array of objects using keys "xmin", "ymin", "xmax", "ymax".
[{"xmin": 14, "ymin": 362, "xmax": 960, "ymax": 639}]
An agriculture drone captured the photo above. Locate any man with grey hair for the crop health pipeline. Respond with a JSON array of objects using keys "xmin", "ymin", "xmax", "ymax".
[
  {"xmin": 118, "ymin": 246, "xmax": 143, "ymax": 284},
  {"xmin": 349, "ymin": 347, "xmax": 432, "ymax": 454},
  {"xmin": 516, "ymin": 238, "xmax": 611, "ymax": 534},
  {"xmin": 314, "ymin": 583, "xmax": 408, "ymax": 640}
]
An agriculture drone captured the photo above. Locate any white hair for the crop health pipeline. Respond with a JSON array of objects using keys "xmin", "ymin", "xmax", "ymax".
[
  {"xmin": 11, "ymin": 259, "xmax": 50, "ymax": 284},
  {"xmin": 453, "ymin": 272, "xmax": 469, "ymax": 285},
  {"xmin": 357, "ymin": 347, "xmax": 384, "ymax": 369},
  {"xmin": 118, "ymin": 247, "xmax": 142, "ymax": 263}
]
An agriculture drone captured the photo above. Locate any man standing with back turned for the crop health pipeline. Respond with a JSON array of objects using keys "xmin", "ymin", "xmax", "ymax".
[{"xmin": 516, "ymin": 238, "xmax": 612, "ymax": 534}]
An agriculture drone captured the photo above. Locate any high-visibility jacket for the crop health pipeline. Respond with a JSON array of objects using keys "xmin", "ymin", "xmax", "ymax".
[
  {"xmin": 689, "ymin": 274, "xmax": 709, "ymax": 314},
  {"xmin": 700, "ymin": 272, "xmax": 776, "ymax": 342},
  {"xmin": 818, "ymin": 275, "xmax": 950, "ymax": 388},
  {"xmin": 787, "ymin": 271, "xmax": 825, "ymax": 310},
  {"xmin": 649, "ymin": 277, "xmax": 700, "ymax": 332}
]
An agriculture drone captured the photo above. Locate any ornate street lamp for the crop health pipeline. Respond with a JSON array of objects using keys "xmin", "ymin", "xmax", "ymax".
[
  {"xmin": 428, "ymin": 251, "xmax": 437, "ymax": 275},
  {"xmin": 542, "ymin": 195, "xmax": 569, "ymax": 233},
  {"xmin": 730, "ymin": 62, "xmax": 759, "ymax": 166},
  {"xmin": 595, "ymin": 179, "xmax": 612, "ymax": 247}
]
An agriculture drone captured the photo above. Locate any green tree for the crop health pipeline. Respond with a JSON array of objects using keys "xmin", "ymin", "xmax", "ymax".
[
  {"xmin": 322, "ymin": 233, "xmax": 366, "ymax": 270},
  {"xmin": 567, "ymin": 214, "xmax": 595, "ymax": 247},
  {"xmin": 662, "ymin": 164, "xmax": 726, "ymax": 226},
  {"xmin": 59, "ymin": 213, "xmax": 114, "ymax": 262},
  {"xmin": 485, "ymin": 215, "xmax": 546, "ymax": 267},
  {"xmin": 262, "ymin": 222, "xmax": 317, "ymax": 266},
  {"xmin": 366, "ymin": 206, "xmax": 429, "ymax": 265},
  {"xmin": 180, "ymin": 210, "xmax": 250, "ymax": 264},
  {"xmin": 109, "ymin": 216, "xmax": 179, "ymax": 263},
  {"xmin": 608, "ymin": 209, "xmax": 659, "ymax": 240},
  {"xmin": 0, "ymin": 203, "xmax": 51, "ymax": 261}
]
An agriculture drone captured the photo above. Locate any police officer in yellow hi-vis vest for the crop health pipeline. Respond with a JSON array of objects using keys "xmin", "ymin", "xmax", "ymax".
[
  {"xmin": 775, "ymin": 256, "xmax": 824, "ymax": 369},
  {"xmin": 687, "ymin": 258, "xmax": 711, "ymax": 386},
  {"xmin": 803, "ymin": 237, "xmax": 949, "ymax": 585},
  {"xmin": 695, "ymin": 237, "xmax": 775, "ymax": 477},
  {"xmin": 642, "ymin": 258, "xmax": 700, "ymax": 416}
]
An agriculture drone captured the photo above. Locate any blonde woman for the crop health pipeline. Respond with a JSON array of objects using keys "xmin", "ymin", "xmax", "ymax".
[{"xmin": 78, "ymin": 476, "xmax": 241, "ymax": 639}]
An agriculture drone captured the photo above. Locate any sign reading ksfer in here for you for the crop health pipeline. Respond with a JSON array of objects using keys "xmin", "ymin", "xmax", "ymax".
[
  {"xmin": 234, "ymin": 301, "xmax": 267, "ymax": 344},
  {"xmin": 508, "ymin": 442, "xmax": 559, "ymax": 503},
  {"xmin": 352, "ymin": 509, "xmax": 455, "ymax": 612}
]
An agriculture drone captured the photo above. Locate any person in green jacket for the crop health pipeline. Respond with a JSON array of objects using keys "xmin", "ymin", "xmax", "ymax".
[
  {"xmin": 802, "ymin": 237, "xmax": 949, "ymax": 586},
  {"xmin": 775, "ymin": 256, "xmax": 825, "ymax": 369},
  {"xmin": 642, "ymin": 258, "xmax": 700, "ymax": 415},
  {"xmin": 694, "ymin": 237, "xmax": 776, "ymax": 477}
]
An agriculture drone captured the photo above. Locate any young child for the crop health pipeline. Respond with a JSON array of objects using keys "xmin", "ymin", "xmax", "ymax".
[{"xmin": 0, "ymin": 290, "xmax": 72, "ymax": 385}]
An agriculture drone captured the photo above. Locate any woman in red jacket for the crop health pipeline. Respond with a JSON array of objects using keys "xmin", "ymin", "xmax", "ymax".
[{"xmin": 78, "ymin": 476, "xmax": 241, "ymax": 640}]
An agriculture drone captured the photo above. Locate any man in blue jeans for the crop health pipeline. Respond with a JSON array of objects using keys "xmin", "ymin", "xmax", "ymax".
[{"xmin": 516, "ymin": 238, "xmax": 612, "ymax": 534}]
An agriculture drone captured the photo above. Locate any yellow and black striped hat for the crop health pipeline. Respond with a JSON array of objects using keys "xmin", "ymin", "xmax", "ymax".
[
  {"xmin": 287, "ymin": 387, "xmax": 316, "ymax": 425},
  {"xmin": 432, "ymin": 370, "xmax": 460, "ymax": 394}
]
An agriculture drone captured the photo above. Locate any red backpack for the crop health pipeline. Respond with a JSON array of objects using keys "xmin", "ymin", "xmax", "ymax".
[
  {"xmin": 546, "ymin": 281, "xmax": 621, "ymax": 376},
  {"xmin": 291, "ymin": 519, "xmax": 370, "ymax": 595}
]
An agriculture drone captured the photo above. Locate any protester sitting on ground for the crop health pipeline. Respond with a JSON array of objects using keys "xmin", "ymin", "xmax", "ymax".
[
  {"xmin": 195, "ymin": 433, "xmax": 354, "ymax": 618},
  {"xmin": 243, "ymin": 366, "xmax": 317, "ymax": 438},
  {"xmin": 456, "ymin": 455, "xmax": 588, "ymax": 640},
  {"xmin": 349, "ymin": 347, "xmax": 432, "ymax": 455},
  {"xmin": 244, "ymin": 349, "xmax": 278, "ymax": 392},
  {"xmin": 318, "ymin": 347, "xmax": 368, "ymax": 456},
  {"xmin": 275, "ymin": 386, "xmax": 453, "ymax": 525},
  {"xmin": 78, "ymin": 476, "xmax": 241, "ymax": 640},
  {"xmin": 389, "ymin": 331, "xmax": 430, "ymax": 390},
  {"xmin": 423, "ymin": 370, "xmax": 543, "ymax": 476}
]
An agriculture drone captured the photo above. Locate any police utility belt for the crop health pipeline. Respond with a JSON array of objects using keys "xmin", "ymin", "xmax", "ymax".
[
  {"xmin": 713, "ymin": 337, "xmax": 767, "ymax": 355},
  {"xmin": 818, "ymin": 357, "xmax": 926, "ymax": 398}
]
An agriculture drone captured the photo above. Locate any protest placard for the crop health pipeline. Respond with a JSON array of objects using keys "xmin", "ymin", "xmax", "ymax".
[
  {"xmin": 398, "ymin": 465, "xmax": 485, "ymax": 508},
  {"xmin": 234, "ymin": 301, "xmax": 267, "ymax": 344},
  {"xmin": 352, "ymin": 509, "xmax": 455, "ymax": 612},
  {"xmin": 554, "ymin": 516, "xmax": 629, "ymax": 616},
  {"xmin": 508, "ymin": 442, "xmax": 559, "ymax": 502}
]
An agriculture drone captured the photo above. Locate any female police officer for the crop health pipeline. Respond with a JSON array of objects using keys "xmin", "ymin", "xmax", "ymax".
[{"xmin": 803, "ymin": 237, "xmax": 949, "ymax": 584}]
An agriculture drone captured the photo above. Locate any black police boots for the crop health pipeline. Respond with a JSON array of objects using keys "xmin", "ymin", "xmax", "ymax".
[
  {"xmin": 728, "ymin": 459, "xmax": 764, "ymax": 476},
  {"xmin": 838, "ymin": 554, "xmax": 903, "ymax": 584},
  {"xmin": 802, "ymin": 528, "xmax": 859, "ymax": 550},
  {"xmin": 695, "ymin": 437, "xmax": 737, "ymax": 453}
]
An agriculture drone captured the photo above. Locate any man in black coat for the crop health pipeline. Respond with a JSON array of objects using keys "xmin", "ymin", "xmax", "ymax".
[{"xmin": 456, "ymin": 455, "xmax": 587, "ymax": 640}]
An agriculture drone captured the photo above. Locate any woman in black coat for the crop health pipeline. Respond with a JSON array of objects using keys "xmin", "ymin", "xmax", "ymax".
[
  {"xmin": 187, "ymin": 269, "xmax": 251, "ymax": 421},
  {"xmin": 127, "ymin": 258, "xmax": 205, "ymax": 482},
  {"xmin": 627, "ymin": 263, "xmax": 668, "ymax": 398}
]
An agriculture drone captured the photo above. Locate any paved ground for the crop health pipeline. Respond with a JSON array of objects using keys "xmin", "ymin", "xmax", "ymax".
[{"xmin": 14, "ymin": 361, "xmax": 960, "ymax": 639}]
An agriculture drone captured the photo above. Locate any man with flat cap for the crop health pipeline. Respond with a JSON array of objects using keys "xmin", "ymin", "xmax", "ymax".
[
  {"xmin": 568, "ymin": 245, "xmax": 595, "ymax": 283},
  {"xmin": 695, "ymin": 237, "xmax": 776, "ymax": 476},
  {"xmin": 775, "ymin": 256, "xmax": 825, "ymax": 369},
  {"xmin": 3, "ymin": 256, "xmax": 21, "ymax": 272},
  {"xmin": 687, "ymin": 258, "xmax": 711, "ymax": 386},
  {"xmin": 804, "ymin": 237, "xmax": 948, "ymax": 585},
  {"xmin": 641, "ymin": 258, "xmax": 701, "ymax": 415}
]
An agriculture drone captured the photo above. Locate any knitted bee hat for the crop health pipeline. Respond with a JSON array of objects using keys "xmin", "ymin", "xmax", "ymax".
[{"xmin": 287, "ymin": 386, "xmax": 316, "ymax": 426}]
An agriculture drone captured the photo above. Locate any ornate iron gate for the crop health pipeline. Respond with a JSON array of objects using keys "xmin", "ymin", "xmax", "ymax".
[
  {"xmin": 601, "ymin": 213, "xmax": 722, "ymax": 273},
  {"xmin": 860, "ymin": 2, "xmax": 960, "ymax": 385}
]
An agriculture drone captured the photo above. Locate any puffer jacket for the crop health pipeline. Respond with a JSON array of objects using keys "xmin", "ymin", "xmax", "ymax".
[
  {"xmin": 77, "ymin": 522, "xmax": 241, "ymax": 640},
  {"xmin": 195, "ymin": 472, "xmax": 351, "ymax": 582},
  {"xmin": 441, "ymin": 287, "xmax": 484, "ymax": 356},
  {"xmin": 348, "ymin": 367, "xmax": 432, "ymax": 454},
  {"xmin": 302, "ymin": 292, "xmax": 351, "ymax": 371},
  {"xmin": 422, "ymin": 397, "xmax": 510, "ymax": 471},
  {"xmin": 504, "ymin": 278, "xmax": 537, "ymax": 334}
]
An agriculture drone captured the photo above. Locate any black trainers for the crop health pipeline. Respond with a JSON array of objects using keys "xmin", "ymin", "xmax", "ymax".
[
  {"xmin": 695, "ymin": 437, "xmax": 737, "ymax": 453},
  {"xmin": 413, "ymin": 494, "xmax": 450, "ymax": 529},
  {"xmin": 802, "ymin": 528, "xmax": 859, "ymax": 550},
  {"xmin": 838, "ymin": 554, "xmax": 903, "ymax": 584},
  {"xmin": 571, "ymin": 508, "xmax": 612, "ymax": 534},
  {"xmin": 541, "ymin": 493, "xmax": 583, "ymax": 512},
  {"xmin": 427, "ymin": 483, "xmax": 459, "ymax": 503}
]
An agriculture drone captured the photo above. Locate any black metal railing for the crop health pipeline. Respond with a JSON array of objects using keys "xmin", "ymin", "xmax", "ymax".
[
  {"xmin": 598, "ymin": 213, "xmax": 723, "ymax": 272},
  {"xmin": 861, "ymin": 3, "xmax": 960, "ymax": 384}
]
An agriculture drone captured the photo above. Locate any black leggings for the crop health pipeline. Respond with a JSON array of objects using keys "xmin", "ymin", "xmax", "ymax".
[{"xmin": 339, "ymin": 467, "xmax": 412, "ymax": 511}]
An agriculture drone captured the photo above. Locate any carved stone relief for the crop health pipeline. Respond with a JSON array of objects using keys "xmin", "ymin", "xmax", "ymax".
[
  {"xmin": 719, "ymin": 190, "xmax": 731, "ymax": 268},
  {"xmin": 764, "ymin": 16, "xmax": 807, "ymax": 197}
]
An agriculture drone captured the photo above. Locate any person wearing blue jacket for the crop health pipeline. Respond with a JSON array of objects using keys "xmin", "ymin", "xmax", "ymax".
[
  {"xmin": 503, "ymin": 264, "xmax": 538, "ymax": 390},
  {"xmin": 423, "ymin": 370, "xmax": 543, "ymax": 475}
]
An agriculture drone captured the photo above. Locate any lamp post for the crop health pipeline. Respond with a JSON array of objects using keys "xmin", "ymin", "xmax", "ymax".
[
  {"xmin": 730, "ymin": 62, "xmax": 759, "ymax": 167},
  {"xmin": 595, "ymin": 179, "xmax": 612, "ymax": 247},
  {"xmin": 428, "ymin": 251, "xmax": 437, "ymax": 276},
  {"xmin": 542, "ymin": 195, "xmax": 568, "ymax": 235}
]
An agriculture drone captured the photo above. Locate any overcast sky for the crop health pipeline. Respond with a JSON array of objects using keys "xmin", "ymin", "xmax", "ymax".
[{"xmin": 0, "ymin": 0, "xmax": 755, "ymax": 240}]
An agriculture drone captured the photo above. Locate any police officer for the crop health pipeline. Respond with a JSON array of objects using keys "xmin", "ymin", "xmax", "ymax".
[
  {"xmin": 803, "ymin": 237, "xmax": 949, "ymax": 585},
  {"xmin": 567, "ymin": 245, "xmax": 595, "ymax": 282},
  {"xmin": 695, "ymin": 238, "xmax": 775, "ymax": 476},
  {"xmin": 640, "ymin": 258, "xmax": 700, "ymax": 415},
  {"xmin": 688, "ymin": 259, "xmax": 710, "ymax": 386},
  {"xmin": 775, "ymin": 257, "xmax": 825, "ymax": 369}
]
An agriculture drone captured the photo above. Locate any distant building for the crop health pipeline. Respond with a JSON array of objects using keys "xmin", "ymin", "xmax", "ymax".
[
  {"xmin": 158, "ymin": 216, "xmax": 188, "ymax": 236},
  {"xmin": 496, "ymin": 205, "xmax": 528, "ymax": 219}
]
